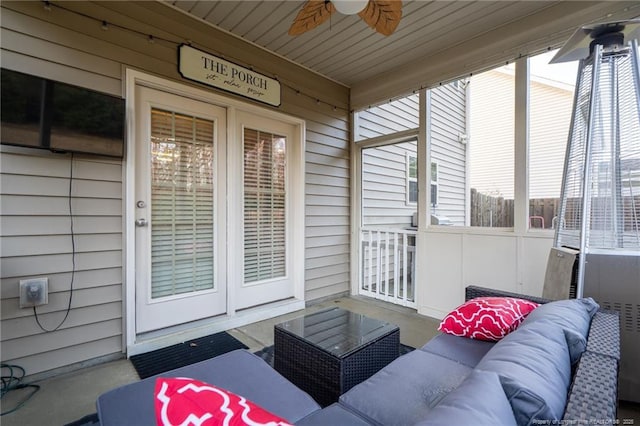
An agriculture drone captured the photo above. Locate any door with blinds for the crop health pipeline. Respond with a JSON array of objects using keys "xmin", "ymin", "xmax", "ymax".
[
  {"xmin": 134, "ymin": 86, "xmax": 227, "ymax": 333},
  {"xmin": 234, "ymin": 112, "xmax": 297, "ymax": 309}
]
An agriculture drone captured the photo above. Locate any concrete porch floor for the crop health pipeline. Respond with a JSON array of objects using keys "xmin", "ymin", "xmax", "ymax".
[
  {"xmin": 2, "ymin": 296, "xmax": 439, "ymax": 425},
  {"xmin": 3, "ymin": 295, "xmax": 639, "ymax": 425}
]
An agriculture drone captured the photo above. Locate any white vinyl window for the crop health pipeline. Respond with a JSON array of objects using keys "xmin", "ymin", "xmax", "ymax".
[
  {"xmin": 150, "ymin": 108, "xmax": 215, "ymax": 298},
  {"xmin": 431, "ymin": 161, "xmax": 439, "ymax": 207},
  {"xmin": 407, "ymin": 154, "xmax": 438, "ymax": 207},
  {"xmin": 243, "ymin": 128, "xmax": 287, "ymax": 283},
  {"xmin": 407, "ymin": 153, "xmax": 418, "ymax": 205}
]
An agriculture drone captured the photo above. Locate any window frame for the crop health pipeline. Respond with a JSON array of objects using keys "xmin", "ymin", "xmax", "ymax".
[
  {"xmin": 406, "ymin": 152, "xmax": 418, "ymax": 205},
  {"xmin": 430, "ymin": 160, "xmax": 439, "ymax": 207},
  {"xmin": 406, "ymin": 152, "xmax": 439, "ymax": 208}
]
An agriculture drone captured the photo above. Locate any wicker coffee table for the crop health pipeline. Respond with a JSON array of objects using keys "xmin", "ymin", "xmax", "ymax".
[{"xmin": 273, "ymin": 307, "xmax": 400, "ymax": 407}]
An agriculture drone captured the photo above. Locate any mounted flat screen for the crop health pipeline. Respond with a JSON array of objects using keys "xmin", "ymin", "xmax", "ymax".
[
  {"xmin": 1, "ymin": 68, "xmax": 125, "ymax": 158},
  {"xmin": 1, "ymin": 69, "xmax": 43, "ymax": 148}
]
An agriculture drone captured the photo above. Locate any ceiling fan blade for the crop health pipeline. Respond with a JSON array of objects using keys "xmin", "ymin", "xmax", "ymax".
[
  {"xmin": 288, "ymin": 0, "xmax": 336, "ymax": 36},
  {"xmin": 358, "ymin": 0, "xmax": 402, "ymax": 36}
]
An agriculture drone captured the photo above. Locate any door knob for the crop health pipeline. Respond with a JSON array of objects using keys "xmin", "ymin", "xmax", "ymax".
[{"xmin": 135, "ymin": 218, "xmax": 148, "ymax": 227}]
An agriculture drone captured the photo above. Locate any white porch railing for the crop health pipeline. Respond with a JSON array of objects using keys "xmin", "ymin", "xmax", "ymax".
[{"xmin": 359, "ymin": 227, "xmax": 417, "ymax": 308}]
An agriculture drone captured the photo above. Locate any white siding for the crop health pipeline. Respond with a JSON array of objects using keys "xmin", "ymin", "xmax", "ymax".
[
  {"xmin": 1, "ymin": 0, "xmax": 349, "ymax": 375},
  {"xmin": 469, "ymin": 69, "xmax": 516, "ymax": 199},
  {"xmin": 530, "ymin": 79, "xmax": 574, "ymax": 199},
  {"xmin": 469, "ymin": 68, "xmax": 574, "ymax": 200}
]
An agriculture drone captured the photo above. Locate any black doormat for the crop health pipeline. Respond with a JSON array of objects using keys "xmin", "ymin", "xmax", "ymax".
[
  {"xmin": 64, "ymin": 413, "xmax": 99, "ymax": 426},
  {"xmin": 254, "ymin": 343, "xmax": 415, "ymax": 367},
  {"xmin": 130, "ymin": 331, "xmax": 248, "ymax": 379}
]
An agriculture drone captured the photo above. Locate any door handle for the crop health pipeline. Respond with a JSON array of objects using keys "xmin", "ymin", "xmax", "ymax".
[{"xmin": 135, "ymin": 218, "xmax": 148, "ymax": 227}]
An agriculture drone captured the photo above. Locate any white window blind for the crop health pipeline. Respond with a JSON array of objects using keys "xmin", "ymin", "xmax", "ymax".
[
  {"xmin": 150, "ymin": 108, "xmax": 215, "ymax": 298},
  {"xmin": 243, "ymin": 128, "xmax": 286, "ymax": 283}
]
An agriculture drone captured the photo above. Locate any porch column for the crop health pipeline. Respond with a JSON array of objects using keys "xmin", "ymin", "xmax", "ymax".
[{"xmin": 514, "ymin": 57, "xmax": 530, "ymax": 234}]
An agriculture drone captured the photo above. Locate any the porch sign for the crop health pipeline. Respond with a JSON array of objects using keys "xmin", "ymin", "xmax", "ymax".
[{"xmin": 179, "ymin": 45, "xmax": 281, "ymax": 107}]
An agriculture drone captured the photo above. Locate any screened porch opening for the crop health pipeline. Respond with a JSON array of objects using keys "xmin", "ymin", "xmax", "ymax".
[{"xmin": 360, "ymin": 141, "xmax": 418, "ymax": 308}]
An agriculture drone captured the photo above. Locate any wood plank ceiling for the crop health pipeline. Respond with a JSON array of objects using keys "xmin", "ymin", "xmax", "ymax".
[{"xmin": 166, "ymin": 1, "xmax": 640, "ymax": 107}]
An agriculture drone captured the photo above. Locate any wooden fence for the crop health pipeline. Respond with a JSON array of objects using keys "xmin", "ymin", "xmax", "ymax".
[
  {"xmin": 470, "ymin": 189, "xmax": 640, "ymax": 230},
  {"xmin": 470, "ymin": 188, "xmax": 514, "ymax": 227}
]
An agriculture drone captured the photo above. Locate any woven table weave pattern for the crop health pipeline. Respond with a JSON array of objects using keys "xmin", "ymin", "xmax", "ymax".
[{"xmin": 273, "ymin": 309, "xmax": 400, "ymax": 407}]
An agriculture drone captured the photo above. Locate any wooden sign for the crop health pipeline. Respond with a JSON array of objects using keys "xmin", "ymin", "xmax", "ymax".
[{"xmin": 179, "ymin": 45, "xmax": 281, "ymax": 107}]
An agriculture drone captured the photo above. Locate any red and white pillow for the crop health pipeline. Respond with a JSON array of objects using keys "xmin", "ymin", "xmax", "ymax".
[
  {"xmin": 155, "ymin": 377, "xmax": 293, "ymax": 426},
  {"xmin": 438, "ymin": 297, "xmax": 539, "ymax": 341}
]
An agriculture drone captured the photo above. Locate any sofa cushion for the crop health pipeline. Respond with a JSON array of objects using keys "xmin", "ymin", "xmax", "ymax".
[
  {"xmin": 420, "ymin": 332, "xmax": 495, "ymax": 367},
  {"xmin": 339, "ymin": 350, "xmax": 472, "ymax": 426},
  {"xmin": 97, "ymin": 350, "xmax": 320, "ymax": 426},
  {"xmin": 296, "ymin": 403, "xmax": 372, "ymax": 426},
  {"xmin": 476, "ymin": 322, "xmax": 571, "ymax": 424},
  {"xmin": 154, "ymin": 377, "xmax": 292, "ymax": 426},
  {"xmin": 521, "ymin": 297, "xmax": 599, "ymax": 365},
  {"xmin": 438, "ymin": 297, "xmax": 539, "ymax": 341},
  {"xmin": 415, "ymin": 370, "xmax": 517, "ymax": 426}
]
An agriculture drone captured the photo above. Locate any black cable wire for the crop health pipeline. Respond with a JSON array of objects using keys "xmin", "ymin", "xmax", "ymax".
[
  {"xmin": 0, "ymin": 364, "xmax": 40, "ymax": 416},
  {"xmin": 33, "ymin": 153, "xmax": 75, "ymax": 332}
]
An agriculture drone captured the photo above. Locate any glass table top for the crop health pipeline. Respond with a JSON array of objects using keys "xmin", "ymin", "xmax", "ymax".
[{"xmin": 275, "ymin": 307, "xmax": 399, "ymax": 358}]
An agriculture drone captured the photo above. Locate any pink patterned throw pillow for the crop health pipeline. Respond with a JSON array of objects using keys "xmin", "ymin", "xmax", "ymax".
[
  {"xmin": 154, "ymin": 377, "xmax": 293, "ymax": 426},
  {"xmin": 438, "ymin": 297, "xmax": 539, "ymax": 341}
]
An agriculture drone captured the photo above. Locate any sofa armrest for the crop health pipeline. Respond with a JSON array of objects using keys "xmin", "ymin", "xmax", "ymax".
[
  {"xmin": 563, "ymin": 351, "xmax": 619, "ymax": 422},
  {"xmin": 465, "ymin": 285, "xmax": 552, "ymax": 305},
  {"xmin": 585, "ymin": 310, "xmax": 621, "ymax": 360}
]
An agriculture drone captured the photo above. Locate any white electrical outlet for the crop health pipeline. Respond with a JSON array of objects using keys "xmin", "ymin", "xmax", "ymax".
[{"xmin": 19, "ymin": 278, "xmax": 49, "ymax": 308}]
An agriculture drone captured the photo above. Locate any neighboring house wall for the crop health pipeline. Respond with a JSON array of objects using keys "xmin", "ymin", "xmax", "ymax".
[
  {"xmin": 360, "ymin": 84, "xmax": 467, "ymax": 228},
  {"xmin": 0, "ymin": 1, "xmax": 349, "ymax": 375},
  {"xmin": 469, "ymin": 69, "xmax": 516, "ymax": 199},
  {"xmin": 470, "ymin": 68, "xmax": 574, "ymax": 200},
  {"xmin": 529, "ymin": 77, "xmax": 574, "ymax": 199}
]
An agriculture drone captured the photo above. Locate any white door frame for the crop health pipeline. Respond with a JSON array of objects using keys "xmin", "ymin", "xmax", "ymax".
[{"xmin": 124, "ymin": 69, "xmax": 306, "ymax": 355}]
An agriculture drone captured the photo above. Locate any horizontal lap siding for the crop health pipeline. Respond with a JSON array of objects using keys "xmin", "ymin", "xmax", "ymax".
[
  {"xmin": 357, "ymin": 95, "xmax": 419, "ymax": 139},
  {"xmin": 360, "ymin": 85, "xmax": 467, "ymax": 227},
  {"xmin": 1, "ymin": 0, "xmax": 349, "ymax": 374},
  {"xmin": 430, "ymin": 84, "xmax": 467, "ymax": 225},
  {"xmin": 469, "ymin": 70, "xmax": 515, "ymax": 198},
  {"xmin": 363, "ymin": 142, "xmax": 417, "ymax": 227},
  {"xmin": 0, "ymin": 149, "xmax": 124, "ymax": 375}
]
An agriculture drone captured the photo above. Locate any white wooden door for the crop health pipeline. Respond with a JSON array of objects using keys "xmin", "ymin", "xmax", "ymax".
[{"xmin": 135, "ymin": 86, "xmax": 227, "ymax": 333}]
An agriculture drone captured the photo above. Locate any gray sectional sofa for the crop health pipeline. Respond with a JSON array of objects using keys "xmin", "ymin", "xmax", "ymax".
[{"xmin": 97, "ymin": 286, "xmax": 620, "ymax": 425}]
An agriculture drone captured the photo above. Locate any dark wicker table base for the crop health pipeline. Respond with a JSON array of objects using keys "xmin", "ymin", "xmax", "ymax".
[{"xmin": 274, "ymin": 313, "xmax": 400, "ymax": 407}]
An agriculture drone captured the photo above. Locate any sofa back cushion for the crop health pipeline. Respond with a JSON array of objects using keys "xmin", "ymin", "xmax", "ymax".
[
  {"xmin": 520, "ymin": 298, "xmax": 599, "ymax": 365},
  {"xmin": 416, "ymin": 370, "xmax": 517, "ymax": 426},
  {"xmin": 339, "ymin": 350, "xmax": 472, "ymax": 426},
  {"xmin": 476, "ymin": 322, "xmax": 571, "ymax": 424},
  {"xmin": 420, "ymin": 332, "xmax": 495, "ymax": 368}
]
